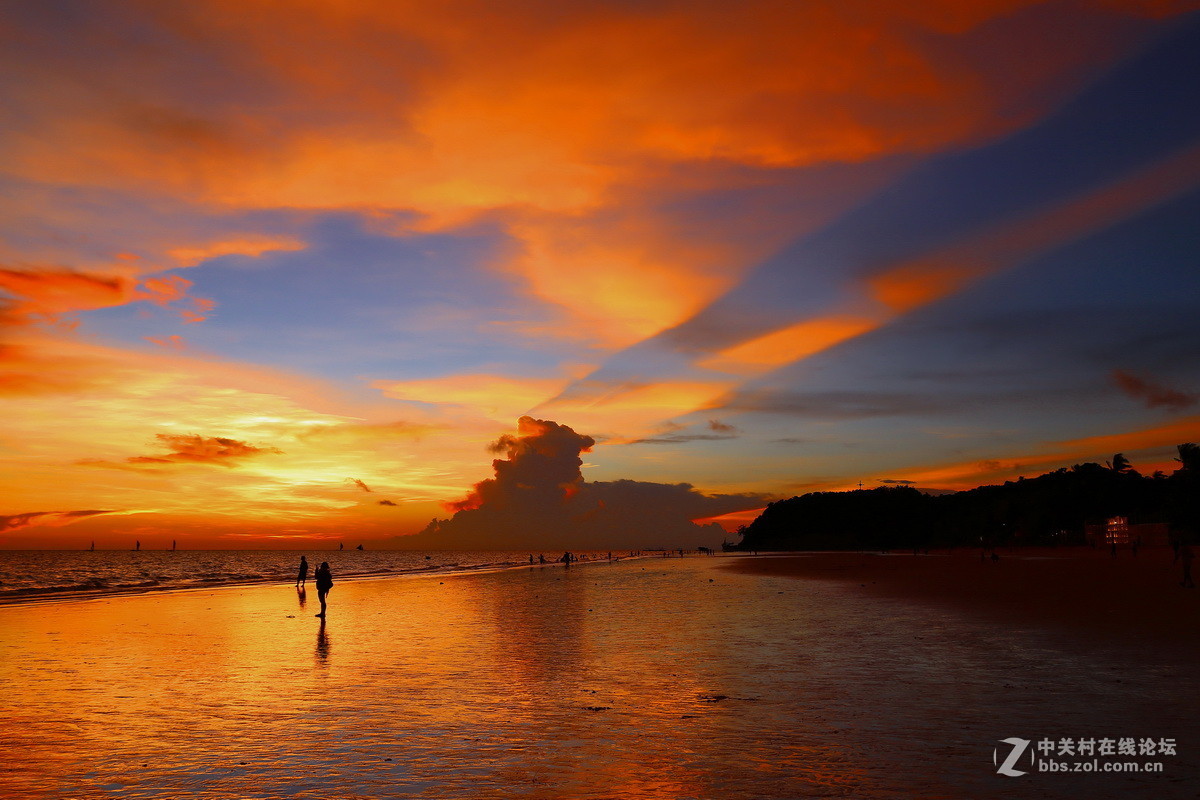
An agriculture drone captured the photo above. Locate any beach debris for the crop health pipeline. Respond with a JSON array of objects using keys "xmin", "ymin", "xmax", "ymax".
[{"xmin": 582, "ymin": 706, "xmax": 612, "ymax": 712}]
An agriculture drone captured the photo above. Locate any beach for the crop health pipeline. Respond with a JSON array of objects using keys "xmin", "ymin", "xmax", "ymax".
[
  {"xmin": 3, "ymin": 553, "xmax": 1196, "ymax": 799},
  {"xmin": 722, "ymin": 547, "xmax": 1200, "ymax": 653}
]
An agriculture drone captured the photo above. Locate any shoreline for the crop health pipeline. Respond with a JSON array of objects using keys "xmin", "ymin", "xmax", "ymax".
[{"xmin": 0, "ymin": 551, "xmax": 638, "ymax": 609}]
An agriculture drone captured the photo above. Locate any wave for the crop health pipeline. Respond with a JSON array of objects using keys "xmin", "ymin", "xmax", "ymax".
[{"xmin": 0, "ymin": 550, "xmax": 629, "ymax": 607}]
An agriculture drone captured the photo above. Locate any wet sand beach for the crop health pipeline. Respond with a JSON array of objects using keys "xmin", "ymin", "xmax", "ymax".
[
  {"xmin": 722, "ymin": 547, "xmax": 1200, "ymax": 655},
  {"xmin": 3, "ymin": 555, "xmax": 1196, "ymax": 799}
]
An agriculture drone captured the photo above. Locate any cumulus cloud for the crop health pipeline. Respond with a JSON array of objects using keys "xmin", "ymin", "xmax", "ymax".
[
  {"xmin": 85, "ymin": 433, "xmax": 282, "ymax": 469},
  {"xmin": 402, "ymin": 416, "xmax": 766, "ymax": 550},
  {"xmin": 1112, "ymin": 369, "xmax": 1196, "ymax": 411}
]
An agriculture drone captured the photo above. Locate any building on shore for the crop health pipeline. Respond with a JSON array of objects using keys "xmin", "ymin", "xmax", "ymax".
[{"xmin": 1084, "ymin": 517, "xmax": 1170, "ymax": 547}]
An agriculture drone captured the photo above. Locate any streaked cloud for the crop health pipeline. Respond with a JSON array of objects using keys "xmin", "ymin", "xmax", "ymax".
[
  {"xmin": 1112, "ymin": 369, "xmax": 1197, "ymax": 411},
  {"xmin": 1, "ymin": 3, "xmax": 1197, "ymax": 545}
]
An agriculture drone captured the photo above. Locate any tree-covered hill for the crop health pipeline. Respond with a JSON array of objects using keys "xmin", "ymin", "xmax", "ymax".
[{"xmin": 730, "ymin": 445, "xmax": 1200, "ymax": 551}]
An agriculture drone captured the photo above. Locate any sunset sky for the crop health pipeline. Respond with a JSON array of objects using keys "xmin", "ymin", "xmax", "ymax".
[{"xmin": 2, "ymin": 1, "xmax": 1199, "ymax": 548}]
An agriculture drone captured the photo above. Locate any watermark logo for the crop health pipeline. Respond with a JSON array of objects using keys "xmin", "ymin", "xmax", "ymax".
[
  {"xmin": 994, "ymin": 737, "xmax": 1033, "ymax": 777},
  {"xmin": 993, "ymin": 736, "xmax": 1177, "ymax": 777}
]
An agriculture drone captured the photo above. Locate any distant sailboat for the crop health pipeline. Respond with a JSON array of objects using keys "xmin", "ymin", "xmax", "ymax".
[
  {"xmin": 135, "ymin": 540, "xmax": 140, "ymax": 551},
  {"xmin": 356, "ymin": 544, "xmax": 364, "ymax": 551},
  {"xmin": 171, "ymin": 540, "xmax": 176, "ymax": 551},
  {"xmin": 89, "ymin": 541, "xmax": 94, "ymax": 552}
]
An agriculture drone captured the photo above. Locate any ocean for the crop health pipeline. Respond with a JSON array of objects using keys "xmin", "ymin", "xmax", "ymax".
[{"xmin": 0, "ymin": 549, "xmax": 622, "ymax": 605}]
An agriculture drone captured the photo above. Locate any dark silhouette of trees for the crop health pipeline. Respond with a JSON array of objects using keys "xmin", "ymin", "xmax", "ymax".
[{"xmin": 732, "ymin": 446, "xmax": 1197, "ymax": 551}]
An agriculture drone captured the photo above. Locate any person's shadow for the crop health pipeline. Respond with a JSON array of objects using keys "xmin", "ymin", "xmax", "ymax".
[{"xmin": 315, "ymin": 618, "xmax": 330, "ymax": 664}]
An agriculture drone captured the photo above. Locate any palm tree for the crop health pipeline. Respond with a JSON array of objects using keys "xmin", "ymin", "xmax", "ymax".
[
  {"xmin": 1175, "ymin": 443, "xmax": 1200, "ymax": 473},
  {"xmin": 1106, "ymin": 452, "xmax": 1133, "ymax": 474}
]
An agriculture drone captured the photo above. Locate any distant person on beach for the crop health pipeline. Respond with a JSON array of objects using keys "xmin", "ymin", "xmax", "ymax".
[
  {"xmin": 1180, "ymin": 544, "xmax": 1195, "ymax": 589},
  {"xmin": 538, "ymin": 554, "xmax": 546, "ymax": 564},
  {"xmin": 561, "ymin": 551, "xmax": 573, "ymax": 566},
  {"xmin": 297, "ymin": 555, "xmax": 309, "ymax": 588},
  {"xmin": 315, "ymin": 562, "xmax": 333, "ymax": 617}
]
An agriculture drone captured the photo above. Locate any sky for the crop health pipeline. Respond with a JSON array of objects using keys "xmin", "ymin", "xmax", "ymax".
[{"xmin": 2, "ymin": 0, "xmax": 1199, "ymax": 549}]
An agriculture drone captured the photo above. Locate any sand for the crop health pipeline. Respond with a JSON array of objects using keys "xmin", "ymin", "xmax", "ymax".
[
  {"xmin": 721, "ymin": 547, "xmax": 1200, "ymax": 654},
  {"xmin": 3, "ymin": 554, "xmax": 1196, "ymax": 799}
]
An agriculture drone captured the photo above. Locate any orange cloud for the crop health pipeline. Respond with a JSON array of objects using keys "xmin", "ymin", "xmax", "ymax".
[
  {"xmin": 0, "ymin": 268, "xmax": 134, "ymax": 322},
  {"xmin": 144, "ymin": 334, "xmax": 187, "ymax": 350},
  {"xmin": 0, "ymin": 509, "xmax": 145, "ymax": 534},
  {"xmin": 4, "ymin": 0, "xmax": 1181, "ymax": 347},
  {"xmin": 374, "ymin": 374, "xmax": 570, "ymax": 421},
  {"xmin": 700, "ymin": 316, "xmax": 880, "ymax": 374},
  {"xmin": 166, "ymin": 235, "xmax": 305, "ymax": 267},
  {"xmin": 83, "ymin": 433, "xmax": 283, "ymax": 470}
]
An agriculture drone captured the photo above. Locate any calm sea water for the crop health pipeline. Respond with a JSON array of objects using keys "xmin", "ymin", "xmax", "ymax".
[{"xmin": 0, "ymin": 549, "xmax": 621, "ymax": 604}]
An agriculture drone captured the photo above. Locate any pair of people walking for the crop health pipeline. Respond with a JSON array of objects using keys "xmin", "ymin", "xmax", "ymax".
[{"xmin": 296, "ymin": 556, "xmax": 333, "ymax": 616}]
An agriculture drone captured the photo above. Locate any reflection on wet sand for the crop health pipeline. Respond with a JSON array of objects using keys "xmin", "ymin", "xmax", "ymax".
[
  {"xmin": 315, "ymin": 618, "xmax": 330, "ymax": 665},
  {"xmin": 1, "ymin": 558, "xmax": 1195, "ymax": 799}
]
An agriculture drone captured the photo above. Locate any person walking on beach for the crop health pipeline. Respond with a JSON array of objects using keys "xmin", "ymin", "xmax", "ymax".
[
  {"xmin": 315, "ymin": 561, "xmax": 333, "ymax": 617},
  {"xmin": 296, "ymin": 555, "xmax": 309, "ymax": 588}
]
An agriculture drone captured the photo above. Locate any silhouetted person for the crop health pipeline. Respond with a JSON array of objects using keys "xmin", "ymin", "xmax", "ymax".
[
  {"xmin": 135, "ymin": 540, "xmax": 140, "ymax": 551},
  {"xmin": 339, "ymin": 542, "xmax": 344, "ymax": 551},
  {"xmin": 1181, "ymin": 544, "xmax": 1195, "ymax": 589},
  {"xmin": 561, "ymin": 551, "xmax": 573, "ymax": 566},
  {"xmin": 296, "ymin": 555, "xmax": 309, "ymax": 588},
  {"xmin": 538, "ymin": 554, "xmax": 546, "ymax": 564},
  {"xmin": 315, "ymin": 562, "xmax": 333, "ymax": 617}
]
